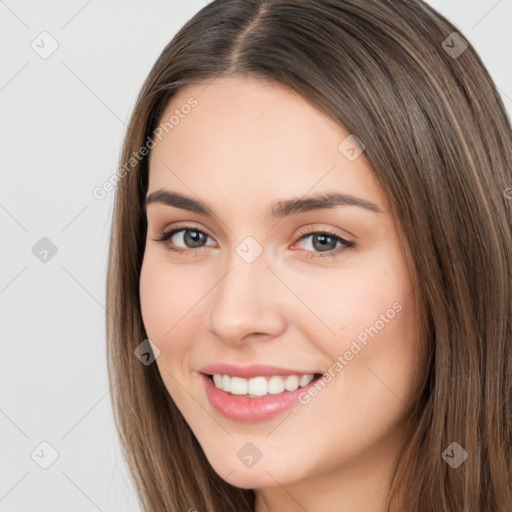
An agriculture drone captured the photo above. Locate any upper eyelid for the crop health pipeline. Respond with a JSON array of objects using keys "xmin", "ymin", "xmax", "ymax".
[{"xmin": 152, "ymin": 219, "xmax": 354, "ymax": 238}]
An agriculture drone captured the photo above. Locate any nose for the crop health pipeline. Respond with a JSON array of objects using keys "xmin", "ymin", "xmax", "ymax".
[{"xmin": 207, "ymin": 250, "xmax": 287, "ymax": 345}]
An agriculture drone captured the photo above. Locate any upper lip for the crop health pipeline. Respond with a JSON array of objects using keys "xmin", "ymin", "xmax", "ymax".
[{"xmin": 199, "ymin": 363, "xmax": 320, "ymax": 379}]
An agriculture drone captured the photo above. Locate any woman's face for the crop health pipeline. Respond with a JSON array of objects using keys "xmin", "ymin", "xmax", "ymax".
[{"xmin": 140, "ymin": 76, "xmax": 423, "ymax": 504}]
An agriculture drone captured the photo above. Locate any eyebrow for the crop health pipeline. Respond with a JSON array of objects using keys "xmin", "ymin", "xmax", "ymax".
[{"xmin": 144, "ymin": 189, "xmax": 383, "ymax": 217}]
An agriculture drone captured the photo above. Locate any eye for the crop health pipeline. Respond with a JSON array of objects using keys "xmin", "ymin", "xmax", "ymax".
[
  {"xmin": 151, "ymin": 225, "xmax": 356, "ymax": 259},
  {"xmin": 151, "ymin": 226, "xmax": 215, "ymax": 253},
  {"xmin": 293, "ymin": 229, "xmax": 356, "ymax": 259}
]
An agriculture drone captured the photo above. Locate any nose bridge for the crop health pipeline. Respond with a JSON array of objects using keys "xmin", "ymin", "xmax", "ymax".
[{"xmin": 207, "ymin": 242, "xmax": 285, "ymax": 342}]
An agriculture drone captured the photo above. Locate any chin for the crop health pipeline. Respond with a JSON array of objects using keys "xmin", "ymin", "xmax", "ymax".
[
  {"xmin": 205, "ymin": 450, "xmax": 304, "ymax": 490},
  {"xmin": 218, "ymin": 467, "xmax": 284, "ymax": 490}
]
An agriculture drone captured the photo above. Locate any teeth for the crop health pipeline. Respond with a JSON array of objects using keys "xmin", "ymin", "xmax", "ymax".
[
  {"xmin": 211, "ymin": 373, "xmax": 316, "ymax": 397},
  {"xmin": 299, "ymin": 374, "xmax": 315, "ymax": 387},
  {"xmin": 222, "ymin": 374, "xmax": 231, "ymax": 392},
  {"xmin": 230, "ymin": 377, "xmax": 248, "ymax": 395},
  {"xmin": 268, "ymin": 375, "xmax": 285, "ymax": 394}
]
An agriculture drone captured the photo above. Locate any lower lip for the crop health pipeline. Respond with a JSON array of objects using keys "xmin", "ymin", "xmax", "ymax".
[{"xmin": 200, "ymin": 373, "xmax": 320, "ymax": 422}]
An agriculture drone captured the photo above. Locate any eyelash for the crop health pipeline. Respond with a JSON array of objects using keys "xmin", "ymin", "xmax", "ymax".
[{"xmin": 151, "ymin": 224, "xmax": 356, "ymax": 259}]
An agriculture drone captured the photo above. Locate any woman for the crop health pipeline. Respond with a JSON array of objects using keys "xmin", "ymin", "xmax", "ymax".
[{"xmin": 106, "ymin": 1, "xmax": 512, "ymax": 510}]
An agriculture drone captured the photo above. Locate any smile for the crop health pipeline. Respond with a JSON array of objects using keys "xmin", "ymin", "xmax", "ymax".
[
  {"xmin": 210, "ymin": 373, "xmax": 317, "ymax": 397},
  {"xmin": 199, "ymin": 364, "xmax": 323, "ymax": 422}
]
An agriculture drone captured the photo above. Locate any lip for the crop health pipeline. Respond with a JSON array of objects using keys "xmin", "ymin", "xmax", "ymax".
[
  {"xmin": 200, "ymin": 372, "xmax": 322, "ymax": 423},
  {"xmin": 198, "ymin": 363, "xmax": 319, "ymax": 379}
]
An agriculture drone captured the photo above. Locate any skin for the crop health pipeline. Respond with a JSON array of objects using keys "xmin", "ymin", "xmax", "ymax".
[{"xmin": 140, "ymin": 76, "xmax": 425, "ymax": 512}]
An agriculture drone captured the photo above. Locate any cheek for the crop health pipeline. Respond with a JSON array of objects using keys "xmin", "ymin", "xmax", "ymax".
[
  {"xmin": 293, "ymin": 248, "xmax": 419, "ymax": 398},
  {"xmin": 287, "ymin": 259, "xmax": 407, "ymax": 346},
  {"xmin": 328, "ymin": 265, "xmax": 419, "ymax": 418},
  {"xmin": 139, "ymin": 255, "xmax": 207, "ymax": 406},
  {"xmin": 139, "ymin": 254, "xmax": 204, "ymax": 343},
  {"xmin": 139, "ymin": 259, "xmax": 171, "ymax": 340}
]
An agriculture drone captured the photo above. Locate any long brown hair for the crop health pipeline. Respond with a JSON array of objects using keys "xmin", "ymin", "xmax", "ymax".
[{"xmin": 106, "ymin": 1, "xmax": 512, "ymax": 510}]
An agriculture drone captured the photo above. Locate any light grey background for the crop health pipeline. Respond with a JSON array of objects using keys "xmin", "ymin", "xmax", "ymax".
[{"xmin": 1, "ymin": 1, "xmax": 511, "ymax": 511}]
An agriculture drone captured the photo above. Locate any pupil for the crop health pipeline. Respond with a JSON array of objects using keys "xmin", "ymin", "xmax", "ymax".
[
  {"xmin": 313, "ymin": 234, "xmax": 336, "ymax": 252},
  {"xmin": 185, "ymin": 230, "xmax": 205, "ymax": 247}
]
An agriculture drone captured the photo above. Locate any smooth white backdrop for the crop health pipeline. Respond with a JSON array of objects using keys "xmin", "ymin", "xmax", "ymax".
[{"xmin": 1, "ymin": 1, "xmax": 511, "ymax": 510}]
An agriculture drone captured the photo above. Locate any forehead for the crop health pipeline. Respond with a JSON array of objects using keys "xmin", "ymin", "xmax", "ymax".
[{"xmin": 147, "ymin": 76, "xmax": 387, "ymax": 214}]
